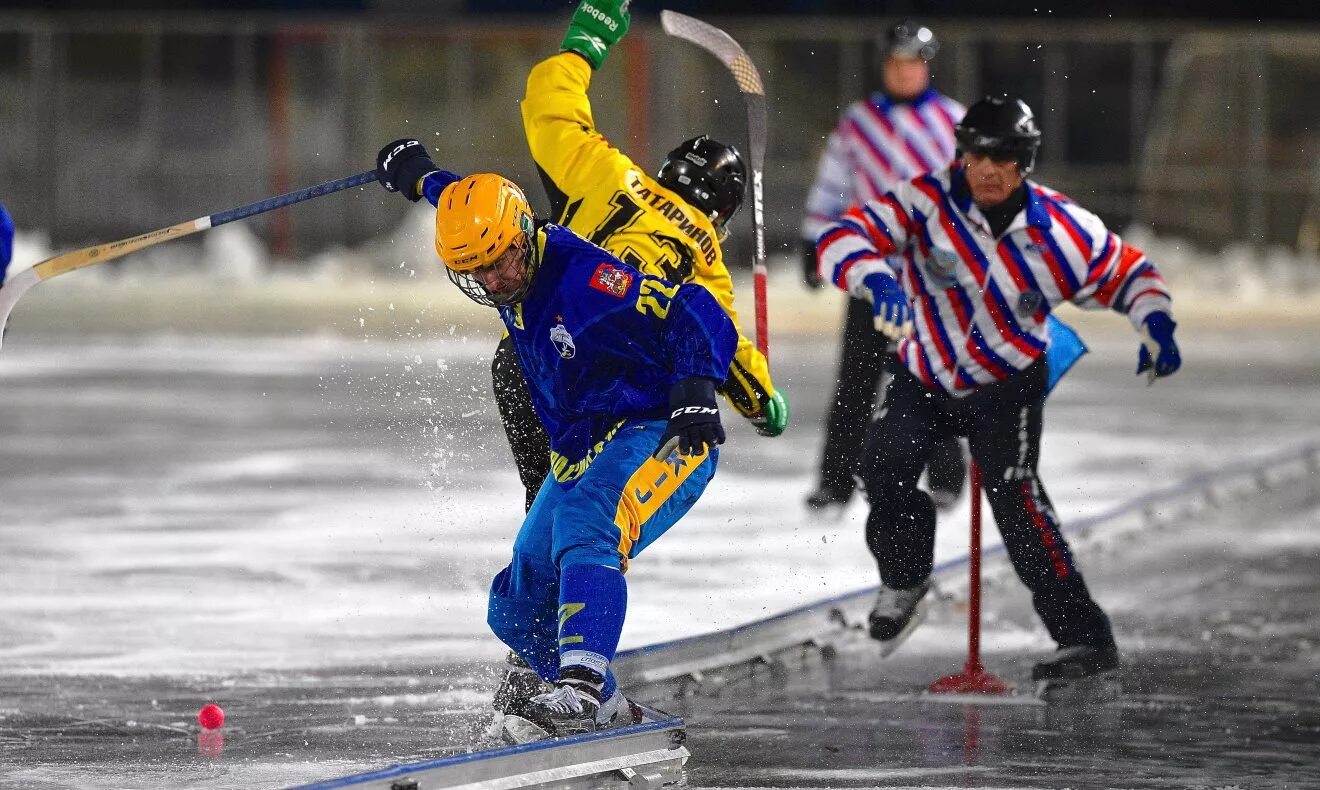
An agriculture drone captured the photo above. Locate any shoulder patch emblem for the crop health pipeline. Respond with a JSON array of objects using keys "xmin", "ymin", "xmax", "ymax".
[{"xmin": 590, "ymin": 263, "xmax": 633, "ymax": 298}]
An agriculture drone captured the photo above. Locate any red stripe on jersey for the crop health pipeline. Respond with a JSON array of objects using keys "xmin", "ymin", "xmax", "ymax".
[
  {"xmin": 1045, "ymin": 201, "xmax": 1091, "ymax": 262},
  {"xmin": 996, "ymin": 239, "xmax": 1036, "ymax": 295},
  {"xmin": 864, "ymin": 102, "xmax": 933, "ymax": 176},
  {"xmin": 1026, "ymin": 226, "xmax": 1075, "ymax": 299},
  {"xmin": 913, "ymin": 178, "xmax": 985, "ymax": 284},
  {"xmin": 1093, "ymin": 242, "xmax": 1144, "ymax": 306},
  {"xmin": 845, "ymin": 118, "xmax": 899, "ymax": 186},
  {"xmin": 875, "ymin": 194, "xmax": 916, "ymax": 238},
  {"xmin": 915, "ymin": 291, "xmax": 958, "ymax": 374},
  {"xmin": 982, "ymin": 288, "xmax": 1042, "ymax": 360}
]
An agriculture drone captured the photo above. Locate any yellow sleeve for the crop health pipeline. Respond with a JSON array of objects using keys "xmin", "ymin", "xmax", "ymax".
[{"xmin": 522, "ymin": 53, "xmax": 632, "ymax": 221}]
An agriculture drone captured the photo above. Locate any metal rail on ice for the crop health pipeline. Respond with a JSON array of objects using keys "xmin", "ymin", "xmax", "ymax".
[{"xmin": 288, "ymin": 706, "xmax": 688, "ymax": 790}]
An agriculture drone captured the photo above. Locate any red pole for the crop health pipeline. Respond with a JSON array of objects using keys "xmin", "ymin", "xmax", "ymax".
[
  {"xmin": 267, "ymin": 31, "xmax": 293, "ymax": 259},
  {"xmin": 623, "ymin": 33, "xmax": 652, "ymax": 166},
  {"xmin": 966, "ymin": 463, "xmax": 983, "ymax": 671},
  {"xmin": 928, "ymin": 462, "xmax": 1010, "ymax": 695}
]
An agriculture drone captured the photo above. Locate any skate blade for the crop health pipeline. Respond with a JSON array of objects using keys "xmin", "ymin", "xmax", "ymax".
[
  {"xmin": 877, "ymin": 597, "xmax": 929, "ymax": 658},
  {"xmin": 1034, "ymin": 672, "xmax": 1121, "ymax": 702},
  {"xmin": 500, "ymin": 714, "xmax": 553, "ymax": 745}
]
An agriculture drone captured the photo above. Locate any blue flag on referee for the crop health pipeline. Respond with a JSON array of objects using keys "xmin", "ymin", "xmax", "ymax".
[{"xmin": 1045, "ymin": 314, "xmax": 1086, "ymax": 394}]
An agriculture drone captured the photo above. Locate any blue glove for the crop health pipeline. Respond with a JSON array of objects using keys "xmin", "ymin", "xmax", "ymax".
[
  {"xmin": 1137, "ymin": 312, "xmax": 1181, "ymax": 381},
  {"xmin": 862, "ymin": 272, "xmax": 913, "ymax": 340}
]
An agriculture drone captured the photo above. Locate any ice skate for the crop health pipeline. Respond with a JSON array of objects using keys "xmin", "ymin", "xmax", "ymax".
[
  {"xmin": 867, "ymin": 580, "xmax": 930, "ymax": 655},
  {"xmin": 505, "ymin": 680, "xmax": 643, "ymax": 743},
  {"xmin": 805, "ymin": 484, "xmax": 851, "ymax": 517},
  {"xmin": 488, "ymin": 651, "xmax": 551, "ymax": 742},
  {"xmin": 1033, "ymin": 644, "xmax": 1121, "ymax": 700}
]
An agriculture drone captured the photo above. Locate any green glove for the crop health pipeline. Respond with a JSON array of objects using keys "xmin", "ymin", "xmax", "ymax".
[
  {"xmin": 560, "ymin": 0, "xmax": 631, "ymax": 70},
  {"xmin": 752, "ymin": 389, "xmax": 790, "ymax": 438}
]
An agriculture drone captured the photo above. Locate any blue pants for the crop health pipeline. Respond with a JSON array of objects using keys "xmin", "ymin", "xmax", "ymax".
[{"xmin": 487, "ymin": 420, "xmax": 717, "ymax": 698}]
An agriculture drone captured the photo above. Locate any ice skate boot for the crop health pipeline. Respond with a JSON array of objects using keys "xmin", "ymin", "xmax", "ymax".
[
  {"xmin": 1032, "ymin": 643, "xmax": 1119, "ymax": 681},
  {"xmin": 518, "ymin": 681, "xmax": 601, "ymax": 740},
  {"xmin": 805, "ymin": 484, "xmax": 851, "ymax": 518},
  {"xmin": 489, "ymin": 652, "xmax": 551, "ymax": 742},
  {"xmin": 867, "ymin": 579, "xmax": 930, "ymax": 654},
  {"xmin": 1033, "ymin": 644, "xmax": 1121, "ymax": 700}
]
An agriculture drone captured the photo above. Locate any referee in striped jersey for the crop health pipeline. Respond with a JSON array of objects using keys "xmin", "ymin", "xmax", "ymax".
[{"xmin": 801, "ymin": 20, "xmax": 967, "ymax": 513}]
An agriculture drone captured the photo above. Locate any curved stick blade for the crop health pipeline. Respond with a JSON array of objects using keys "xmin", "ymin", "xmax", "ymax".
[
  {"xmin": 0, "ymin": 268, "xmax": 39, "ymax": 353},
  {"xmin": 660, "ymin": 10, "xmax": 764, "ymax": 97}
]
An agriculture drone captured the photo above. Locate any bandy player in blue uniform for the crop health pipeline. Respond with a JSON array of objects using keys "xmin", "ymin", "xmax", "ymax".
[{"xmin": 375, "ymin": 139, "xmax": 736, "ymax": 739}]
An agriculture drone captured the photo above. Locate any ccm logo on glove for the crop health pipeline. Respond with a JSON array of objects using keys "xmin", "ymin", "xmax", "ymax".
[{"xmin": 655, "ymin": 378, "xmax": 725, "ymax": 460}]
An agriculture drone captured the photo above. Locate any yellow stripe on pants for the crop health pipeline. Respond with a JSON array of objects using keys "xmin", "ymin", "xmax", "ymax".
[{"xmin": 613, "ymin": 447, "xmax": 709, "ymax": 568}]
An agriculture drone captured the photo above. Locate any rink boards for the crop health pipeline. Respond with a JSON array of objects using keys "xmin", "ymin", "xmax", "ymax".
[{"xmin": 297, "ymin": 441, "xmax": 1319, "ymax": 790}]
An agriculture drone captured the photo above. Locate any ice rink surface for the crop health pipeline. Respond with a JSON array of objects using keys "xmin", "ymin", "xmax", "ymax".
[{"xmin": 0, "ymin": 309, "xmax": 1318, "ymax": 788}]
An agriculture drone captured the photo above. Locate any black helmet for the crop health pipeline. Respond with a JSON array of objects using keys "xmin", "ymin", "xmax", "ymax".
[
  {"xmin": 955, "ymin": 95, "xmax": 1042, "ymax": 174},
  {"xmin": 884, "ymin": 19, "xmax": 939, "ymax": 61},
  {"xmin": 656, "ymin": 135, "xmax": 747, "ymax": 229}
]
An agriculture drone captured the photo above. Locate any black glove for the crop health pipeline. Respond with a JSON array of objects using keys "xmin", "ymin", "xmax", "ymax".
[
  {"xmin": 655, "ymin": 377, "xmax": 725, "ymax": 459},
  {"xmin": 376, "ymin": 138, "xmax": 438, "ymax": 202},
  {"xmin": 801, "ymin": 238, "xmax": 824, "ymax": 289}
]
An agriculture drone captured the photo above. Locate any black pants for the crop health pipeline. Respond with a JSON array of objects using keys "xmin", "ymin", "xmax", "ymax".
[
  {"xmin": 816, "ymin": 295, "xmax": 964, "ymax": 498},
  {"xmin": 858, "ymin": 359, "xmax": 1115, "ymax": 650},
  {"xmin": 493, "ymin": 334, "xmax": 551, "ymax": 512}
]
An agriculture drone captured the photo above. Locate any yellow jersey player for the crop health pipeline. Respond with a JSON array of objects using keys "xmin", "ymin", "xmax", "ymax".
[{"xmin": 490, "ymin": 0, "xmax": 787, "ymax": 508}]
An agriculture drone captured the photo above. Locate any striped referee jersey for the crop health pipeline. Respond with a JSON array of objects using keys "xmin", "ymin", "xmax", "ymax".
[
  {"xmin": 801, "ymin": 87, "xmax": 964, "ymax": 244},
  {"xmin": 817, "ymin": 164, "xmax": 1173, "ymax": 397}
]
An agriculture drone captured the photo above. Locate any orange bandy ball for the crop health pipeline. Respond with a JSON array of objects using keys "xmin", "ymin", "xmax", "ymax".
[{"xmin": 198, "ymin": 703, "xmax": 225, "ymax": 730}]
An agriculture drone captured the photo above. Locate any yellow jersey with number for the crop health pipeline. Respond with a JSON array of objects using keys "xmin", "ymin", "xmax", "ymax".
[{"xmin": 521, "ymin": 52, "xmax": 774, "ymax": 419}]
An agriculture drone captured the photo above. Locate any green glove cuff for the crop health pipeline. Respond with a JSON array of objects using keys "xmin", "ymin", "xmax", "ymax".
[
  {"xmin": 560, "ymin": 0, "xmax": 631, "ymax": 70},
  {"xmin": 753, "ymin": 389, "xmax": 790, "ymax": 438}
]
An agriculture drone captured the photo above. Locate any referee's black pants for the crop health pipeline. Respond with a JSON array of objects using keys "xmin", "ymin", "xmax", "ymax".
[
  {"xmin": 816, "ymin": 296, "xmax": 964, "ymax": 499},
  {"xmin": 857, "ymin": 358, "xmax": 1115, "ymax": 650}
]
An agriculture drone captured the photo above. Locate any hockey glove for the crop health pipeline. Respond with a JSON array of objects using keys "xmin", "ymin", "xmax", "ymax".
[
  {"xmin": 376, "ymin": 139, "xmax": 439, "ymax": 202},
  {"xmin": 655, "ymin": 377, "xmax": 725, "ymax": 460},
  {"xmin": 750, "ymin": 389, "xmax": 790, "ymax": 437},
  {"xmin": 561, "ymin": 0, "xmax": 630, "ymax": 71},
  {"xmin": 863, "ymin": 272, "xmax": 913, "ymax": 340},
  {"xmin": 1137, "ymin": 311, "xmax": 1181, "ymax": 382},
  {"xmin": 800, "ymin": 239, "xmax": 824, "ymax": 290}
]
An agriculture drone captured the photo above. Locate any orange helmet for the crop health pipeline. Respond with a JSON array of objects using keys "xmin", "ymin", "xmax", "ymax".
[{"xmin": 434, "ymin": 173, "xmax": 535, "ymax": 273}]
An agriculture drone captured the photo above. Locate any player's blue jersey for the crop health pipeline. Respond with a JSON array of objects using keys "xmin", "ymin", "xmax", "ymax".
[
  {"xmin": 419, "ymin": 170, "xmax": 737, "ymax": 483},
  {"xmin": 501, "ymin": 223, "xmax": 736, "ymax": 482}
]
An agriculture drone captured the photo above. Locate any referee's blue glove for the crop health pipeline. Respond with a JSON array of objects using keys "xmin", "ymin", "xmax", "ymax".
[
  {"xmin": 863, "ymin": 272, "xmax": 913, "ymax": 340},
  {"xmin": 1137, "ymin": 312, "xmax": 1181, "ymax": 382}
]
